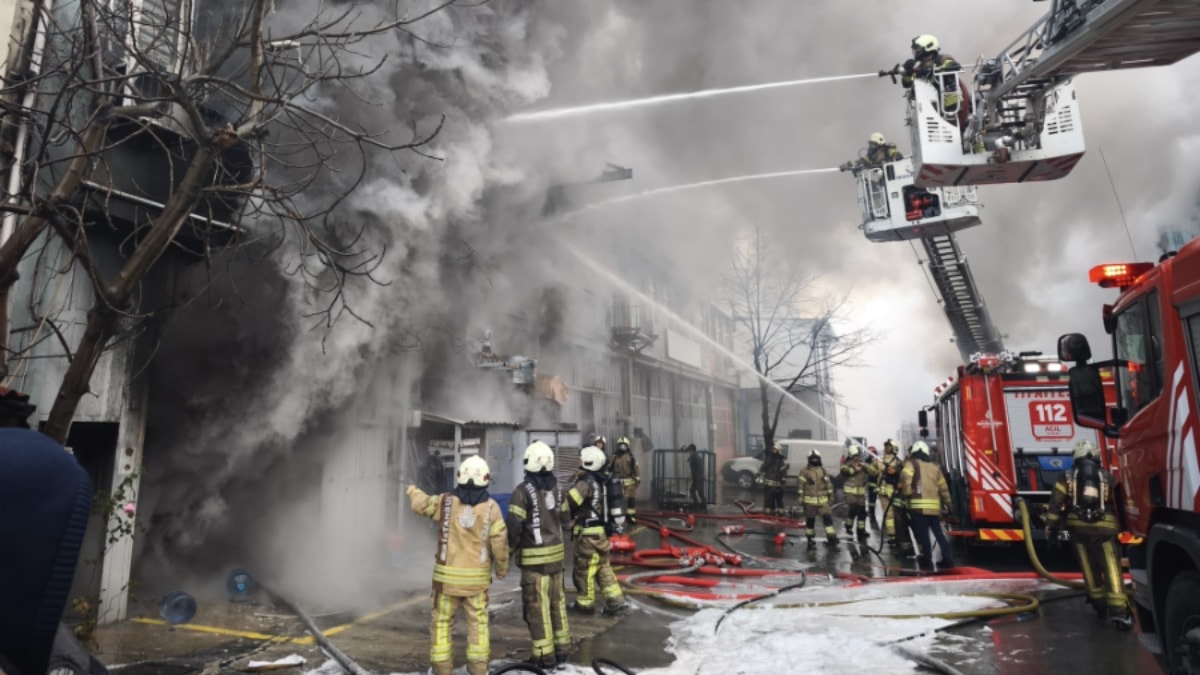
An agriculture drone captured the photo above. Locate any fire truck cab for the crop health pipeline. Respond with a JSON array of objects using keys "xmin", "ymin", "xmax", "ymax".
[
  {"xmin": 1059, "ymin": 239, "xmax": 1200, "ymax": 673},
  {"xmin": 855, "ymin": 157, "xmax": 982, "ymax": 242},
  {"xmin": 932, "ymin": 351, "xmax": 1109, "ymax": 543}
]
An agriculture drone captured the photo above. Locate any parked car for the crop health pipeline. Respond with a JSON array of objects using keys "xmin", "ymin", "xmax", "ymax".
[{"xmin": 721, "ymin": 439, "xmax": 850, "ymax": 489}]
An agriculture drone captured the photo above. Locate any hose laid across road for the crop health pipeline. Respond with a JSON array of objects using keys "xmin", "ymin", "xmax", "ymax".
[{"xmin": 1015, "ymin": 498, "xmax": 1087, "ymax": 590}]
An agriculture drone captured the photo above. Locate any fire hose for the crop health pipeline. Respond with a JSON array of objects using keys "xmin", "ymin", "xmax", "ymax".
[
  {"xmin": 1015, "ymin": 498, "xmax": 1087, "ymax": 589},
  {"xmin": 257, "ymin": 583, "xmax": 372, "ymax": 675}
]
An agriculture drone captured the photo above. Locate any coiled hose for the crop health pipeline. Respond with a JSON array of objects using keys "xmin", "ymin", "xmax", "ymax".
[{"xmin": 1015, "ymin": 498, "xmax": 1086, "ymax": 589}]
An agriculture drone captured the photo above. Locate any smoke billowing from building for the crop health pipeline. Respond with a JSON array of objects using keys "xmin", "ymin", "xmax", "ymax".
[{"xmin": 134, "ymin": 1, "xmax": 1200, "ymax": 605}]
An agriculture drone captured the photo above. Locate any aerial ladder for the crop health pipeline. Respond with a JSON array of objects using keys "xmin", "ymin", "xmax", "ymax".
[
  {"xmin": 852, "ymin": 160, "xmax": 1004, "ymax": 362},
  {"xmin": 905, "ymin": 0, "xmax": 1200, "ymax": 187}
]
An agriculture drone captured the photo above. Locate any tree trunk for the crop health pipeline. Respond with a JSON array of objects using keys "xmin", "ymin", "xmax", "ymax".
[
  {"xmin": 758, "ymin": 380, "xmax": 774, "ymax": 450},
  {"xmin": 41, "ymin": 144, "xmax": 216, "ymax": 442}
]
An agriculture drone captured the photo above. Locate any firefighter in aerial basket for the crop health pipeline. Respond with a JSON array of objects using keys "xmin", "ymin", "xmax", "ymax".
[
  {"xmin": 839, "ymin": 132, "xmax": 904, "ymax": 172},
  {"xmin": 567, "ymin": 446, "xmax": 628, "ymax": 615},
  {"xmin": 507, "ymin": 441, "xmax": 572, "ymax": 670},
  {"xmin": 407, "ymin": 456, "xmax": 508, "ymax": 675},
  {"xmin": 798, "ymin": 450, "xmax": 838, "ymax": 548},
  {"xmin": 840, "ymin": 444, "xmax": 879, "ymax": 541},
  {"xmin": 1045, "ymin": 440, "xmax": 1132, "ymax": 629}
]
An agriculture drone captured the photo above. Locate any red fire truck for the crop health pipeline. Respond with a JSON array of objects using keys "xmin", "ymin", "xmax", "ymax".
[
  {"xmin": 929, "ymin": 352, "xmax": 1111, "ymax": 543},
  {"xmin": 1060, "ymin": 239, "xmax": 1200, "ymax": 672}
]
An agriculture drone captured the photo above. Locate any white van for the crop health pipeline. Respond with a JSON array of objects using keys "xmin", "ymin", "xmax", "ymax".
[{"xmin": 721, "ymin": 439, "xmax": 852, "ymax": 489}]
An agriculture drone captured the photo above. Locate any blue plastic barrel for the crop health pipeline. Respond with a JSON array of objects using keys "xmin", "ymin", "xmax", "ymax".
[
  {"xmin": 158, "ymin": 590, "xmax": 197, "ymax": 625},
  {"xmin": 226, "ymin": 568, "xmax": 256, "ymax": 602},
  {"xmin": 493, "ymin": 493, "xmax": 511, "ymax": 520}
]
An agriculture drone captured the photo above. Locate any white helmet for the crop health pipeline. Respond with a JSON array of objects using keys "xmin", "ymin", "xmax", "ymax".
[
  {"xmin": 581, "ymin": 445, "xmax": 607, "ymax": 471},
  {"xmin": 912, "ymin": 34, "xmax": 939, "ymax": 54},
  {"xmin": 523, "ymin": 441, "xmax": 554, "ymax": 473},
  {"xmin": 847, "ymin": 444, "xmax": 863, "ymax": 458},
  {"xmin": 910, "ymin": 441, "xmax": 931, "ymax": 460},
  {"xmin": 868, "ymin": 132, "xmax": 886, "ymax": 146},
  {"xmin": 456, "ymin": 455, "xmax": 490, "ymax": 487},
  {"xmin": 1073, "ymin": 439, "xmax": 1099, "ymax": 461}
]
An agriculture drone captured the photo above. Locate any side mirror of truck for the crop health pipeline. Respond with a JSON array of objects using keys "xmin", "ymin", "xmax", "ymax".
[
  {"xmin": 1068, "ymin": 364, "xmax": 1121, "ymax": 437},
  {"xmin": 1057, "ymin": 333, "xmax": 1092, "ymax": 363},
  {"xmin": 917, "ymin": 409, "xmax": 928, "ymax": 430}
]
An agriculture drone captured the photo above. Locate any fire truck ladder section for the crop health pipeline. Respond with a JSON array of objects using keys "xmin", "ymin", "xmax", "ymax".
[
  {"xmin": 920, "ymin": 233, "xmax": 1005, "ymax": 362},
  {"xmin": 984, "ymin": 0, "xmax": 1200, "ymax": 106}
]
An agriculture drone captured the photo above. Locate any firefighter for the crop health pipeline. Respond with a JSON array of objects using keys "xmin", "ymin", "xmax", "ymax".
[
  {"xmin": 798, "ymin": 450, "xmax": 837, "ymax": 548},
  {"xmin": 865, "ymin": 445, "xmax": 880, "ymax": 530},
  {"xmin": 877, "ymin": 440, "xmax": 904, "ymax": 547},
  {"xmin": 839, "ymin": 133, "xmax": 904, "ymax": 171},
  {"xmin": 567, "ymin": 446, "xmax": 628, "ymax": 615},
  {"xmin": 609, "ymin": 436, "xmax": 640, "ymax": 523},
  {"xmin": 899, "ymin": 440, "xmax": 955, "ymax": 570},
  {"xmin": 592, "ymin": 434, "xmax": 608, "ymax": 454},
  {"xmin": 407, "ymin": 456, "xmax": 508, "ymax": 675},
  {"xmin": 757, "ymin": 442, "xmax": 788, "ymax": 515},
  {"xmin": 840, "ymin": 444, "xmax": 878, "ymax": 541},
  {"xmin": 882, "ymin": 34, "xmax": 964, "ymax": 122},
  {"xmin": 1045, "ymin": 440, "xmax": 1131, "ymax": 629},
  {"xmin": 686, "ymin": 443, "xmax": 707, "ymax": 512},
  {"xmin": 507, "ymin": 441, "xmax": 572, "ymax": 670}
]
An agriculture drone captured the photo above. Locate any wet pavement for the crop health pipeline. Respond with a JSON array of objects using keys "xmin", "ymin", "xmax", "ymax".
[{"xmin": 93, "ymin": 487, "xmax": 1161, "ymax": 674}]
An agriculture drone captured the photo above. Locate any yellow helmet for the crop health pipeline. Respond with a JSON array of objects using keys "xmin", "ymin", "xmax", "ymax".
[
  {"xmin": 616, "ymin": 436, "xmax": 632, "ymax": 451},
  {"xmin": 1073, "ymin": 439, "xmax": 1099, "ymax": 460},
  {"xmin": 912, "ymin": 34, "xmax": 939, "ymax": 55},
  {"xmin": 456, "ymin": 455, "xmax": 491, "ymax": 487},
  {"xmin": 523, "ymin": 441, "xmax": 554, "ymax": 473},
  {"xmin": 868, "ymin": 132, "xmax": 886, "ymax": 146},
  {"xmin": 581, "ymin": 445, "xmax": 607, "ymax": 471}
]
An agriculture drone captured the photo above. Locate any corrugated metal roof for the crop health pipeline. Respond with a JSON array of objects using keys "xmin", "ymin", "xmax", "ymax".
[{"xmin": 422, "ymin": 411, "xmax": 520, "ymax": 428}]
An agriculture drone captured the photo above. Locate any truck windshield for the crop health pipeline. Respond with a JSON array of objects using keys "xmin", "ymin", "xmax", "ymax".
[{"xmin": 1113, "ymin": 292, "xmax": 1163, "ymax": 414}]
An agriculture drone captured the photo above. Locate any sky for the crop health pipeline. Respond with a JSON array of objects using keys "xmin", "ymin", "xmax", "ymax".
[{"xmin": 495, "ymin": 1, "xmax": 1200, "ymax": 445}]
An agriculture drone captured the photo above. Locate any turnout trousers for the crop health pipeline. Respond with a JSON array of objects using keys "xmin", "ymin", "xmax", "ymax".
[
  {"xmin": 1068, "ymin": 516, "xmax": 1127, "ymax": 612},
  {"xmin": 429, "ymin": 589, "xmax": 489, "ymax": 675},
  {"xmin": 521, "ymin": 568, "xmax": 571, "ymax": 661},
  {"xmin": 572, "ymin": 533, "xmax": 624, "ymax": 610},
  {"xmin": 803, "ymin": 503, "xmax": 836, "ymax": 541}
]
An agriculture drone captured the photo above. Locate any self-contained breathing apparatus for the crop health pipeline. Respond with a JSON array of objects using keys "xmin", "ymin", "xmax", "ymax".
[
  {"xmin": 1069, "ymin": 455, "xmax": 1107, "ymax": 523},
  {"xmin": 578, "ymin": 471, "xmax": 627, "ymax": 536}
]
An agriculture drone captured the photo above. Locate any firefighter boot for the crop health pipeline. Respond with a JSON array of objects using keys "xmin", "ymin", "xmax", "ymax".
[
  {"xmin": 555, "ymin": 651, "xmax": 570, "ymax": 671},
  {"xmin": 807, "ymin": 536, "xmax": 816, "ymax": 550},
  {"xmin": 528, "ymin": 655, "xmax": 557, "ymax": 671},
  {"xmin": 844, "ymin": 523, "xmax": 853, "ymax": 535},
  {"xmin": 1108, "ymin": 606, "xmax": 1133, "ymax": 631},
  {"xmin": 856, "ymin": 527, "xmax": 870, "ymax": 542}
]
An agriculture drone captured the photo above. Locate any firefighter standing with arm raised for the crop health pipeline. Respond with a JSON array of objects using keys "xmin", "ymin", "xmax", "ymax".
[
  {"xmin": 798, "ymin": 450, "xmax": 838, "ymax": 548},
  {"xmin": 407, "ymin": 456, "xmax": 508, "ymax": 675},
  {"xmin": 758, "ymin": 442, "xmax": 788, "ymax": 515},
  {"xmin": 840, "ymin": 445, "xmax": 879, "ymax": 541},
  {"xmin": 1044, "ymin": 440, "xmax": 1131, "ymax": 629},
  {"xmin": 899, "ymin": 441, "xmax": 956, "ymax": 570},
  {"xmin": 609, "ymin": 436, "xmax": 640, "ymax": 524},
  {"xmin": 507, "ymin": 441, "xmax": 573, "ymax": 670},
  {"xmin": 567, "ymin": 446, "xmax": 628, "ymax": 615}
]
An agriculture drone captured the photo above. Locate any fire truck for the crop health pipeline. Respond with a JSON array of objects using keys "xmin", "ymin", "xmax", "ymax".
[
  {"xmin": 1059, "ymin": 238, "xmax": 1200, "ymax": 673},
  {"xmin": 928, "ymin": 351, "xmax": 1110, "ymax": 543}
]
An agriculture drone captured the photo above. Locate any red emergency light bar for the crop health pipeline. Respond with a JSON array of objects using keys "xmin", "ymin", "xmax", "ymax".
[{"xmin": 1088, "ymin": 262, "xmax": 1153, "ymax": 289}]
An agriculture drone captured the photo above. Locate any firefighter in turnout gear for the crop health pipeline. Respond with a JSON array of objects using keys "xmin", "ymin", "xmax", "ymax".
[
  {"xmin": 1045, "ymin": 440, "xmax": 1131, "ymax": 629},
  {"xmin": 840, "ymin": 132, "xmax": 904, "ymax": 171},
  {"xmin": 900, "ymin": 441, "xmax": 955, "ymax": 570},
  {"xmin": 407, "ymin": 456, "xmax": 508, "ymax": 675},
  {"xmin": 758, "ymin": 442, "xmax": 788, "ymax": 515},
  {"xmin": 609, "ymin": 437, "xmax": 640, "ymax": 524},
  {"xmin": 798, "ymin": 450, "xmax": 837, "ymax": 548},
  {"xmin": 882, "ymin": 34, "xmax": 965, "ymax": 125},
  {"xmin": 840, "ymin": 445, "xmax": 879, "ymax": 541},
  {"xmin": 507, "ymin": 441, "xmax": 572, "ymax": 670},
  {"xmin": 567, "ymin": 446, "xmax": 628, "ymax": 615},
  {"xmin": 877, "ymin": 440, "xmax": 904, "ymax": 548}
]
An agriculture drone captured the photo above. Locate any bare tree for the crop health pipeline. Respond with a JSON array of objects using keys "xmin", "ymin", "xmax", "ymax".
[
  {"xmin": 726, "ymin": 224, "xmax": 876, "ymax": 450},
  {"xmin": 0, "ymin": 0, "xmax": 453, "ymax": 441}
]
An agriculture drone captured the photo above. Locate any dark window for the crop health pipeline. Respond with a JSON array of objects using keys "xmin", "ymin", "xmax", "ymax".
[{"xmin": 1113, "ymin": 292, "xmax": 1164, "ymax": 414}]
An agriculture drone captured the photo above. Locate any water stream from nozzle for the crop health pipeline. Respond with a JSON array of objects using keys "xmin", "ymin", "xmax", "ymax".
[
  {"xmin": 560, "ymin": 242, "xmax": 848, "ymax": 441},
  {"xmin": 504, "ymin": 72, "xmax": 878, "ymax": 123},
  {"xmin": 574, "ymin": 168, "xmax": 838, "ymax": 215}
]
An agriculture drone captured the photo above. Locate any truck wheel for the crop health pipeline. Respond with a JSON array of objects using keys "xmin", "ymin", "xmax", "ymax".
[
  {"xmin": 1164, "ymin": 570, "xmax": 1200, "ymax": 674},
  {"xmin": 737, "ymin": 471, "xmax": 756, "ymax": 490}
]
